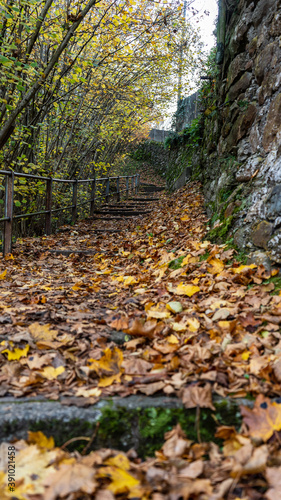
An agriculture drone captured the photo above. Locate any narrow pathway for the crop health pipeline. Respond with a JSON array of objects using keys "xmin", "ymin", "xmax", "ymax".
[{"xmin": 1, "ymin": 180, "xmax": 281, "ymax": 499}]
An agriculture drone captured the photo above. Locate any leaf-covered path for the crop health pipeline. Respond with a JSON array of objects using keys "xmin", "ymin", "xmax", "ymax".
[{"xmin": 1, "ymin": 179, "xmax": 281, "ymax": 499}]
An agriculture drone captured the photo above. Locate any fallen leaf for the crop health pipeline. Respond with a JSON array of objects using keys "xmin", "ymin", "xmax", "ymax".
[{"xmin": 241, "ymin": 395, "xmax": 281, "ymax": 442}]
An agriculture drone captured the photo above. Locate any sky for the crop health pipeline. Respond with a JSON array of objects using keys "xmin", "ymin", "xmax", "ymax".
[
  {"xmin": 160, "ymin": 0, "xmax": 218, "ymax": 128},
  {"xmin": 193, "ymin": 0, "xmax": 218, "ymax": 51}
]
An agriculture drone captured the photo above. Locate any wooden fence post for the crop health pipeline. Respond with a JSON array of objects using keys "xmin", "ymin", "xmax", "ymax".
[
  {"xmin": 90, "ymin": 176, "xmax": 95, "ymax": 216},
  {"xmin": 71, "ymin": 179, "xmax": 78, "ymax": 225},
  {"xmin": 105, "ymin": 177, "xmax": 110, "ymax": 203},
  {"xmin": 45, "ymin": 177, "xmax": 52, "ymax": 235},
  {"xmin": 126, "ymin": 176, "xmax": 129, "ymax": 200},
  {"xmin": 3, "ymin": 171, "xmax": 14, "ymax": 256},
  {"xmin": 131, "ymin": 176, "xmax": 134, "ymax": 194},
  {"xmin": 117, "ymin": 176, "xmax": 120, "ymax": 202}
]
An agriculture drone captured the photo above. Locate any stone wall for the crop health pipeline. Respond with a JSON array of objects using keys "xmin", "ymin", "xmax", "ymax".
[
  {"xmin": 175, "ymin": 91, "xmax": 200, "ymax": 132},
  {"xmin": 197, "ymin": 0, "xmax": 281, "ymax": 263},
  {"xmin": 148, "ymin": 129, "xmax": 171, "ymax": 142}
]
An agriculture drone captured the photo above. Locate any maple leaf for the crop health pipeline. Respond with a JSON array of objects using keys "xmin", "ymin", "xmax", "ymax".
[
  {"xmin": 98, "ymin": 454, "xmax": 141, "ymax": 495},
  {"xmin": 28, "ymin": 431, "xmax": 55, "ymax": 449},
  {"xmin": 241, "ymin": 395, "xmax": 281, "ymax": 442},
  {"xmin": 181, "ymin": 384, "xmax": 215, "ymax": 410},
  {"xmin": 0, "ymin": 270, "xmax": 7, "ymax": 280},
  {"xmin": 88, "ymin": 347, "xmax": 123, "ymax": 386},
  {"xmin": 2, "ymin": 344, "xmax": 29, "ymax": 360},
  {"xmin": 207, "ymin": 257, "xmax": 224, "ymax": 275},
  {"xmin": 29, "ymin": 323, "xmax": 58, "ymax": 342},
  {"xmin": 231, "ymin": 264, "xmax": 256, "ymax": 274},
  {"xmin": 43, "ymin": 463, "xmax": 97, "ymax": 500},
  {"xmin": 124, "ymin": 318, "xmax": 157, "ymax": 338},
  {"xmin": 40, "ymin": 365, "xmax": 65, "ymax": 380}
]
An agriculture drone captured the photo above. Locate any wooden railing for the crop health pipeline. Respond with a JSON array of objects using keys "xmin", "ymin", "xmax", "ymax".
[{"xmin": 0, "ymin": 171, "xmax": 140, "ymax": 256}]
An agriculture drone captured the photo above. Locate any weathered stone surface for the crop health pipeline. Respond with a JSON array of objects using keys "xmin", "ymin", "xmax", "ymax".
[
  {"xmin": 265, "ymin": 185, "xmax": 281, "ymax": 220},
  {"xmin": 270, "ymin": 11, "xmax": 281, "ymax": 35},
  {"xmin": 236, "ymin": 155, "xmax": 263, "ymax": 181},
  {"xmin": 0, "ymin": 395, "xmax": 249, "ymax": 454},
  {"xmin": 228, "ymin": 72, "xmax": 252, "ymax": 102},
  {"xmin": 227, "ymin": 53, "xmax": 248, "ymax": 89},
  {"xmin": 249, "ymin": 124, "xmax": 262, "ymax": 152},
  {"xmin": 247, "ymin": 36, "xmax": 258, "ymax": 56},
  {"xmin": 255, "ymin": 41, "xmax": 280, "ymax": 85},
  {"xmin": 263, "ymin": 92, "xmax": 281, "ymax": 151},
  {"xmin": 268, "ymin": 231, "xmax": 281, "ymax": 263},
  {"xmin": 234, "ymin": 226, "xmax": 248, "ymax": 248},
  {"xmin": 251, "ymin": 221, "xmax": 273, "ymax": 248},
  {"xmin": 252, "ymin": 0, "xmax": 275, "ymax": 27},
  {"xmin": 247, "ymin": 250, "xmax": 272, "ymax": 271},
  {"xmin": 226, "ymin": 104, "xmax": 257, "ymax": 150}
]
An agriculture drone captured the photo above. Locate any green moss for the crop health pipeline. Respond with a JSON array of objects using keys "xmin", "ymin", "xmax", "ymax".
[
  {"xmin": 199, "ymin": 251, "xmax": 210, "ymax": 261},
  {"xmin": 206, "ymin": 215, "xmax": 234, "ymax": 242},
  {"xmin": 262, "ymin": 276, "xmax": 281, "ymax": 295},
  {"xmin": 168, "ymin": 255, "xmax": 185, "ymax": 269},
  {"xmin": 96, "ymin": 403, "xmax": 242, "ymax": 457}
]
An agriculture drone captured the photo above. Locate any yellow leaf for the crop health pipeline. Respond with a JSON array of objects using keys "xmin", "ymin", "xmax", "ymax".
[
  {"xmin": 181, "ymin": 255, "xmax": 191, "ymax": 266},
  {"xmin": 4, "ymin": 253, "xmax": 14, "ymax": 260},
  {"xmin": 0, "ymin": 270, "xmax": 7, "ymax": 280},
  {"xmin": 98, "ymin": 373, "xmax": 121, "ymax": 387},
  {"xmin": 97, "ymin": 465, "xmax": 140, "ymax": 495},
  {"xmin": 75, "ymin": 387, "xmax": 102, "ymax": 398},
  {"xmin": 242, "ymin": 351, "xmax": 251, "ymax": 361},
  {"xmin": 166, "ymin": 301, "xmax": 183, "ymax": 313},
  {"xmin": 186, "ymin": 318, "xmax": 200, "ymax": 331},
  {"xmin": 147, "ymin": 307, "xmax": 170, "ymax": 319},
  {"xmin": 175, "ymin": 283, "xmax": 200, "ymax": 296},
  {"xmin": 40, "ymin": 365, "xmax": 65, "ymax": 380},
  {"xmin": 72, "ymin": 283, "xmax": 82, "ymax": 291},
  {"xmin": 88, "ymin": 347, "xmax": 123, "ymax": 386},
  {"xmin": 29, "ymin": 323, "xmax": 58, "ymax": 341},
  {"xmin": 123, "ymin": 276, "xmax": 138, "ymax": 286},
  {"xmin": 207, "ymin": 258, "xmax": 224, "ymax": 275},
  {"xmin": 171, "ymin": 322, "xmax": 187, "ymax": 332},
  {"xmin": 105, "ymin": 454, "xmax": 131, "ymax": 470},
  {"xmin": 180, "ymin": 215, "xmax": 190, "ymax": 221},
  {"xmin": 231, "ymin": 264, "xmax": 256, "ymax": 274},
  {"xmin": 167, "ymin": 334, "xmax": 179, "ymax": 344},
  {"xmin": 2, "ymin": 344, "xmax": 29, "ymax": 360},
  {"xmin": 28, "ymin": 431, "xmax": 55, "ymax": 449}
]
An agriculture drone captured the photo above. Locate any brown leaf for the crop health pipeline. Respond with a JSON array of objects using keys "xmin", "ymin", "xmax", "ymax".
[
  {"xmin": 124, "ymin": 318, "xmax": 157, "ymax": 338},
  {"xmin": 181, "ymin": 384, "xmax": 215, "ymax": 410},
  {"xmin": 43, "ymin": 463, "xmax": 97, "ymax": 500},
  {"xmin": 241, "ymin": 394, "xmax": 281, "ymax": 442}
]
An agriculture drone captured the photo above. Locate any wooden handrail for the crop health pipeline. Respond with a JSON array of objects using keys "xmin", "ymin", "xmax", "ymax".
[{"xmin": 0, "ymin": 171, "xmax": 140, "ymax": 256}]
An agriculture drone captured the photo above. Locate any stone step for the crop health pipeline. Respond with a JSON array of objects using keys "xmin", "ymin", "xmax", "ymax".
[
  {"xmin": 94, "ymin": 210, "xmax": 151, "ymax": 216},
  {"xmin": 130, "ymin": 197, "xmax": 160, "ymax": 202},
  {"xmin": 0, "ymin": 395, "xmax": 251, "ymax": 457}
]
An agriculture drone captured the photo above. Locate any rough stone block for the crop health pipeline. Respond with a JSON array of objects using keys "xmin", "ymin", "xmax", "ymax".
[
  {"xmin": 226, "ymin": 104, "xmax": 257, "ymax": 151},
  {"xmin": 251, "ymin": 220, "xmax": 273, "ymax": 248},
  {"xmin": 247, "ymin": 250, "xmax": 272, "ymax": 271},
  {"xmin": 252, "ymin": 0, "xmax": 276, "ymax": 27},
  {"xmin": 255, "ymin": 41, "xmax": 280, "ymax": 84},
  {"xmin": 265, "ymin": 184, "xmax": 281, "ymax": 220},
  {"xmin": 227, "ymin": 53, "xmax": 248, "ymax": 90},
  {"xmin": 228, "ymin": 72, "xmax": 252, "ymax": 102},
  {"xmin": 263, "ymin": 92, "xmax": 281, "ymax": 151}
]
